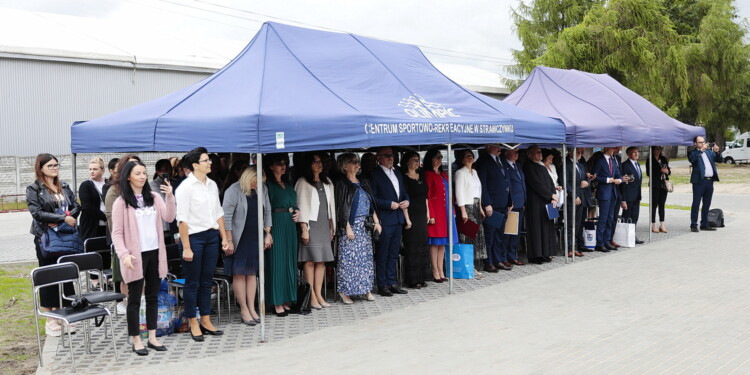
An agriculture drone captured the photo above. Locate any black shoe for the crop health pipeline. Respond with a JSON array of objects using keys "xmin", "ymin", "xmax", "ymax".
[
  {"xmin": 700, "ymin": 226, "xmax": 716, "ymax": 231},
  {"xmin": 147, "ymin": 341, "xmax": 167, "ymax": 351},
  {"xmin": 595, "ymin": 246, "xmax": 610, "ymax": 253},
  {"xmin": 529, "ymin": 257, "xmax": 545, "ymax": 264},
  {"xmin": 378, "ymin": 287, "xmax": 393, "ymax": 297},
  {"xmin": 543, "ymin": 257, "xmax": 552, "ymax": 262},
  {"xmin": 604, "ymin": 243, "xmax": 617, "ymax": 251},
  {"xmin": 274, "ymin": 310, "xmax": 288, "ymax": 317},
  {"xmin": 496, "ymin": 263, "xmax": 512, "ymax": 271},
  {"xmin": 578, "ymin": 247, "xmax": 594, "ymax": 252},
  {"xmin": 484, "ymin": 264, "xmax": 499, "ymax": 273},
  {"xmin": 635, "ymin": 238, "xmax": 644, "ymax": 244},
  {"xmin": 418, "ymin": 282, "xmax": 428, "ymax": 288},
  {"xmin": 691, "ymin": 226, "xmax": 699, "ymax": 232},
  {"xmin": 199, "ymin": 325, "xmax": 224, "ymax": 336},
  {"xmin": 132, "ymin": 344, "xmax": 148, "ymax": 356},
  {"xmin": 189, "ymin": 330, "xmax": 204, "ymax": 342},
  {"xmin": 406, "ymin": 283, "xmax": 421, "ymax": 289},
  {"xmin": 389, "ymin": 285, "xmax": 408, "ymax": 294},
  {"xmin": 432, "ymin": 278, "xmax": 443, "ymax": 283}
]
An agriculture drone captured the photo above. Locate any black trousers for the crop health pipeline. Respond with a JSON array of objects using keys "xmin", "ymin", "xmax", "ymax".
[
  {"xmin": 126, "ymin": 250, "xmax": 160, "ymax": 337},
  {"xmin": 651, "ymin": 188, "xmax": 668, "ymax": 223}
]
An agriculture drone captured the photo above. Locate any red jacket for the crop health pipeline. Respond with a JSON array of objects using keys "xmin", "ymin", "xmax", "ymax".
[{"xmin": 424, "ymin": 170, "xmax": 449, "ymax": 238}]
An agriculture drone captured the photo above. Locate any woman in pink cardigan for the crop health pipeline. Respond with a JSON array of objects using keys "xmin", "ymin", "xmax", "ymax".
[{"xmin": 112, "ymin": 161, "xmax": 176, "ymax": 356}]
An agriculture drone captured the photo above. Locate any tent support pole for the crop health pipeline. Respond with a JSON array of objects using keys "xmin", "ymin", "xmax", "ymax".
[
  {"xmin": 257, "ymin": 153, "xmax": 266, "ymax": 343},
  {"xmin": 562, "ymin": 144, "xmax": 568, "ymax": 264},
  {"xmin": 649, "ymin": 146, "xmax": 652, "ymax": 243},
  {"xmin": 447, "ymin": 144, "xmax": 454, "ymax": 294},
  {"xmin": 72, "ymin": 153, "xmax": 78, "ymax": 191},
  {"xmin": 572, "ymin": 146, "xmax": 576, "ymax": 262}
]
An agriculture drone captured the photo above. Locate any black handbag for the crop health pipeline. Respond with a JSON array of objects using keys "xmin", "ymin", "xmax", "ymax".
[
  {"xmin": 363, "ymin": 216, "xmax": 380, "ymax": 242},
  {"xmin": 291, "ymin": 277, "xmax": 312, "ymax": 315}
]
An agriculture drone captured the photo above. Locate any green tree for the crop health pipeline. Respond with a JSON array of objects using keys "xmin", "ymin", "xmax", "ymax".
[{"xmin": 510, "ymin": 0, "xmax": 602, "ymax": 81}]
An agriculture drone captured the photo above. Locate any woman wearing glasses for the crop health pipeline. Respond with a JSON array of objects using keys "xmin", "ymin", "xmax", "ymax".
[
  {"xmin": 26, "ymin": 153, "xmax": 80, "ymax": 337},
  {"xmin": 175, "ymin": 147, "xmax": 230, "ymax": 341},
  {"xmin": 295, "ymin": 152, "xmax": 336, "ymax": 309},
  {"xmin": 423, "ymin": 148, "xmax": 455, "ymax": 283},
  {"xmin": 334, "ymin": 153, "xmax": 380, "ymax": 304},
  {"xmin": 454, "ymin": 149, "xmax": 487, "ymax": 270},
  {"xmin": 264, "ymin": 153, "xmax": 301, "ymax": 316}
]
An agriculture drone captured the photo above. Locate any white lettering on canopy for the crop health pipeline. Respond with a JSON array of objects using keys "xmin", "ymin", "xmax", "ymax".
[
  {"xmin": 363, "ymin": 123, "xmax": 514, "ymax": 135},
  {"xmin": 399, "ymin": 94, "xmax": 461, "ymax": 119}
]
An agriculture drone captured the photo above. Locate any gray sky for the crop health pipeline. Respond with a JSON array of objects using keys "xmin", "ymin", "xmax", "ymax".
[{"xmin": 1, "ymin": 0, "xmax": 749, "ymax": 74}]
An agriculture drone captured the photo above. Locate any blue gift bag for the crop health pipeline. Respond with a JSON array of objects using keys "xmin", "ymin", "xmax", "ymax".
[{"xmin": 445, "ymin": 244, "xmax": 474, "ymax": 279}]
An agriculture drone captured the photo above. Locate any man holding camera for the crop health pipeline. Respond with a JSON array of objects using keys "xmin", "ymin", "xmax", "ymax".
[{"xmin": 688, "ymin": 136, "xmax": 721, "ymax": 232}]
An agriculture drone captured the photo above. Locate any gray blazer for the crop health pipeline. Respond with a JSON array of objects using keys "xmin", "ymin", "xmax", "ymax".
[{"xmin": 222, "ymin": 181, "xmax": 272, "ymax": 246}]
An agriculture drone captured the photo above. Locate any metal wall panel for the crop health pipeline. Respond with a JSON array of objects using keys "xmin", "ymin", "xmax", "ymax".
[{"xmin": 0, "ymin": 58, "xmax": 211, "ymax": 157}]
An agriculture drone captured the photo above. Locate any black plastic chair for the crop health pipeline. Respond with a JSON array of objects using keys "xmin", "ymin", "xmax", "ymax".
[
  {"xmin": 31, "ymin": 262, "xmax": 118, "ymax": 370},
  {"xmin": 83, "ymin": 236, "xmax": 112, "ymax": 289},
  {"xmin": 166, "ymin": 243, "xmax": 229, "ymax": 323},
  {"xmin": 58, "ymin": 253, "xmax": 126, "ymax": 317}
]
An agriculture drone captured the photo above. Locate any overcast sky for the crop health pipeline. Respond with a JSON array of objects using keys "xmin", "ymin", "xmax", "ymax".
[{"xmin": 1, "ymin": 0, "xmax": 749, "ymax": 74}]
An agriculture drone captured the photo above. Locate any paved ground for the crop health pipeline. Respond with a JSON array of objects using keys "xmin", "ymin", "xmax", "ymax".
[{"xmin": 31, "ymin": 190, "xmax": 749, "ymax": 374}]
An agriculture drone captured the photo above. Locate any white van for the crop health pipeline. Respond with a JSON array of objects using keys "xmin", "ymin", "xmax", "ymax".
[{"xmin": 723, "ymin": 132, "xmax": 750, "ymax": 164}]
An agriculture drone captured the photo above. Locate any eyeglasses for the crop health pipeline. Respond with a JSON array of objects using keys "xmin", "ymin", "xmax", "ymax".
[
  {"xmin": 347, "ymin": 160, "xmax": 361, "ymax": 165},
  {"xmin": 198, "ymin": 159, "xmax": 212, "ymax": 164},
  {"xmin": 379, "ymin": 153, "xmax": 394, "ymax": 158},
  {"xmin": 46, "ymin": 164, "xmax": 60, "ymax": 169},
  {"xmin": 695, "ymin": 141, "xmax": 705, "ymax": 144},
  {"xmin": 312, "ymin": 159, "xmax": 323, "ymax": 165}
]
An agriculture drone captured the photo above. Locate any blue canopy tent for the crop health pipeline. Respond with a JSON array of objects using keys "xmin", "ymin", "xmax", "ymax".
[
  {"xmin": 504, "ymin": 66, "xmax": 706, "ymax": 251},
  {"xmin": 70, "ymin": 23, "xmax": 567, "ymax": 341},
  {"xmin": 71, "ymin": 22, "xmax": 564, "ymax": 153}
]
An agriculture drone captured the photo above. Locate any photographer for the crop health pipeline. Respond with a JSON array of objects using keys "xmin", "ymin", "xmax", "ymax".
[{"xmin": 688, "ymin": 136, "xmax": 721, "ymax": 232}]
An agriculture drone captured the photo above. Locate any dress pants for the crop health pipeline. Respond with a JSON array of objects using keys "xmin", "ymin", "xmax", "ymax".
[
  {"xmin": 621, "ymin": 200, "xmax": 640, "ymax": 225},
  {"xmin": 501, "ymin": 208, "xmax": 524, "ymax": 261},
  {"xmin": 691, "ymin": 179, "xmax": 714, "ymax": 228},
  {"xmin": 126, "ymin": 250, "xmax": 160, "ymax": 336},
  {"xmin": 375, "ymin": 224, "xmax": 402, "ymax": 288},
  {"xmin": 565, "ymin": 201, "xmax": 583, "ymax": 250},
  {"xmin": 596, "ymin": 199, "xmax": 616, "ymax": 247},
  {"xmin": 182, "ymin": 229, "xmax": 219, "ymax": 318},
  {"xmin": 484, "ymin": 208, "xmax": 506, "ymax": 265}
]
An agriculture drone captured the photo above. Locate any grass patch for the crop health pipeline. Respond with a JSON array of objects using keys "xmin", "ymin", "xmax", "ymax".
[
  {"xmin": 640, "ymin": 202, "xmax": 691, "ymax": 211},
  {"xmin": 0, "ymin": 265, "xmax": 40, "ymax": 375}
]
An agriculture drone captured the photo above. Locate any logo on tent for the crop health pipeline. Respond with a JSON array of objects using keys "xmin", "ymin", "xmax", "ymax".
[{"xmin": 399, "ymin": 94, "xmax": 460, "ymax": 119}]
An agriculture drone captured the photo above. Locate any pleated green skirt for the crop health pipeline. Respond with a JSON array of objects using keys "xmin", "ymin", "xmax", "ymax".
[{"xmin": 265, "ymin": 212, "xmax": 298, "ymax": 306}]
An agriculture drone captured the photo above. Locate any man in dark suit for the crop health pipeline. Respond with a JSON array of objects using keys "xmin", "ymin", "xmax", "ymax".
[
  {"xmin": 620, "ymin": 147, "xmax": 644, "ymax": 244},
  {"xmin": 564, "ymin": 148, "xmax": 587, "ymax": 257},
  {"xmin": 369, "ymin": 147, "xmax": 410, "ymax": 296},
  {"xmin": 500, "ymin": 148, "xmax": 526, "ymax": 266},
  {"xmin": 593, "ymin": 147, "xmax": 622, "ymax": 252},
  {"xmin": 608, "ymin": 148, "xmax": 624, "ymax": 248},
  {"xmin": 577, "ymin": 149, "xmax": 595, "ymax": 252},
  {"xmin": 476, "ymin": 144, "xmax": 513, "ymax": 271},
  {"xmin": 688, "ymin": 136, "xmax": 721, "ymax": 232}
]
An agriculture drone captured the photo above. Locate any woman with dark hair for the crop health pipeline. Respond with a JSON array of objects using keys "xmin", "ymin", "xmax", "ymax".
[
  {"xmin": 175, "ymin": 147, "xmax": 230, "ymax": 340},
  {"xmin": 399, "ymin": 150, "xmax": 430, "ymax": 288},
  {"xmin": 360, "ymin": 152, "xmax": 377, "ymax": 176},
  {"xmin": 26, "ymin": 153, "xmax": 80, "ymax": 336},
  {"xmin": 111, "ymin": 161, "xmax": 175, "ymax": 355},
  {"xmin": 454, "ymin": 149, "xmax": 487, "ymax": 270},
  {"xmin": 334, "ymin": 152, "xmax": 380, "ymax": 304},
  {"xmin": 294, "ymin": 151, "xmax": 336, "ymax": 310},
  {"xmin": 223, "ymin": 166, "xmax": 272, "ymax": 325},
  {"xmin": 524, "ymin": 145, "xmax": 558, "ymax": 264},
  {"xmin": 264, "ymin": 153, "xmax": 301, "ymax": 316},
  {"xmin": 295, "ymin": 152, "xmax": 336, "ymax": 309},
  {"xmin": 78, "ymin": 156, "xmax": 108, "ymax": 240},
  {"xmin": 105, "ymin": 154, "xmax": 142, "ymax": 315},
  {"xmin": 423, "ymin": 148, "xmax": 454, "ymax": 283},
  {"xmin": 646, "ymin": 146, "xmax": 671, "ymax": 233}
]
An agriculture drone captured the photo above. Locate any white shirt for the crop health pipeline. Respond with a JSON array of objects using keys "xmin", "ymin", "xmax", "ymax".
[
  {"xmin": 454, "ymin": 167, "xmax": 482, "ymax": 206},
  {"xmin": 134, "ymin": 195, "xmax": 159, "ymax": 252},
  {"xmin": 175, "ymin": 173, "xmax": 223, "ymax": 234},
  {"xmin": 630, "ymin": 159, "xmax": 641, "ymax": 179},
  {"xmin": 700, "ymin": 151, "xmax": 713, "ymax": 177},
  {"xmin": 379, "ymin": 164, "xmax": 400, "ymax": 197}
]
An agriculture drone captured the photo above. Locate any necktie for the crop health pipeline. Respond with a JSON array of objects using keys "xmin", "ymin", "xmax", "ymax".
[
  {"xmin": 634, "ymin": 161, "xmax": 640, "ymax": 179},
  {"xmin": 608, "ymin": 158, "xmax": 613, "ymax": 175}
]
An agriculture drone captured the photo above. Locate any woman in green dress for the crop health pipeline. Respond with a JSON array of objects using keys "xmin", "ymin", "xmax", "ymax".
[{"xmin": 264, "ymin": 154, "xmax": 301, "ymax": 317}]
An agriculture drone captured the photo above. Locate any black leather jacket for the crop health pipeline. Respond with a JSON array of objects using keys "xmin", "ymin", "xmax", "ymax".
[
  {"xmin": 26, "ymin": 179, "xmax": 81, "ymax": 237},
  {"xmin": 334, "ymin": 177, "xmax": 377, "ymax": 236}
]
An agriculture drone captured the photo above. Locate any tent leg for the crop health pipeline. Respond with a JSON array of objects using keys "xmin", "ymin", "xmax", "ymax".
[
  {"xmin": 447, "ymin": 144, "xmax": 453, "ymax": 295},
  {"xmin": 571, "ymin": 146, "xmax": 576, "ymax": 262},
  {"xmin": 649, "ymin": 146, "xmax": 652, "ymax": 244},
  {"xmin": 257, "ymin": 153, "xmax": 266, "ymax": 343},
  {"xmin": 72, "ymin": 153, "xmax": 78, "ymax": 192},
  {"xmin": 562, "ymin": 144, "xmax": 568, "ymax": 263}
]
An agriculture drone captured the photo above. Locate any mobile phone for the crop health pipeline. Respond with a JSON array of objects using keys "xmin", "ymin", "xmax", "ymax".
[{"xmin": 160, "ymin": 173, "xmax": 170, "ymax": 184}]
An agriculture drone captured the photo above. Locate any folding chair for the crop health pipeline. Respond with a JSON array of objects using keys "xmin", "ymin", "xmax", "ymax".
[
  {"xmin": 31, "ymin": 262, "xmax": 118, "ymax": 370},
  {"xmin": 58, "ymin": 253, "xmax": 126, "ymax": 317},
  {"xmin": 83, "ymin": 236, "xmax": 112, "ymax": 290},
  {"xmin": 166, "ymin": 244, "xmax": 227, "ymax": 323}
]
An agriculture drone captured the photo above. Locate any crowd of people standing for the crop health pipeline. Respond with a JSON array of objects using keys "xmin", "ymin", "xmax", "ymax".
[{"xmin": 29, "ymin": 143, "xmax": 699, "ymax": 355}]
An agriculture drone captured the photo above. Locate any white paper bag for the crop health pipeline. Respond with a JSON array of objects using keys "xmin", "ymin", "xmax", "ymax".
[{"xmin": 613, "ymin": 220, "xmax": 636, "ymax": 248}]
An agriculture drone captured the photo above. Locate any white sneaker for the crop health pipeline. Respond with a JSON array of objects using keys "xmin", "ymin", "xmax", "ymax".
[{"xmin": 116, "ymin": 301, "xmax": 127, "ymax": 315}]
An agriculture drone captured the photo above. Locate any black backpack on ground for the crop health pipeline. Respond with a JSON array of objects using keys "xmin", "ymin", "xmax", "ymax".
[{"xmin": 707, "ymin": 208, "xmax": 725, "ymax": 228}]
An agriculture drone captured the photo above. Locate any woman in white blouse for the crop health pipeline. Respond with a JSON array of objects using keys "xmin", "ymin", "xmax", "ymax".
[
  {"xmin": 541, "ymin": 149, "xmax": 563, "ymax": 191},
  {"xmin": 453, "ymin": 149, "xmax": 487, "ymax": 267}
]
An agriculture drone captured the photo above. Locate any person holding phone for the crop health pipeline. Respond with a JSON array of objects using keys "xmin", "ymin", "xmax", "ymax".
[
  {"xmin": 150, "ymin": 159, "xmax": 176, "ymax": 244},
  {"xmin": 688, "ymin": 136, "xmax": 721, "ymax": 232}
]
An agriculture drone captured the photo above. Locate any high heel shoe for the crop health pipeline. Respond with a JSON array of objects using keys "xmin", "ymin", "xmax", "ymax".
[
  {"xmin": 132, "ymin": 344, "xmax": 149, "ymax": 356},
  {"xmin": 189, "ymin": 329, "xmax": 204, "ymax": 342},
  {"xmin": 199, "ymin": 325, "xmax": 224, "ymax": 336},
  {"xmin": 274, "ymin": 309, "xmax": 288, "ymax": 317},
  {"xmin": 147, "ymin": 341, "xmax": 167, "ymax": 351},
  {"xmin": 433, "ymin": 277, "xmax": 443, "ymax": 283},
  {"xmin": 240, "ymin": 317, "xmax": 257, "ymax": 326}
]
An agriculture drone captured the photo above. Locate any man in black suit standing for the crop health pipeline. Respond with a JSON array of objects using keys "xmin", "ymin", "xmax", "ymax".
[
  {"xmin": 501, "ymin": 148, "xmax": 526, "ymax": 266},
  {"xmin": 593, "ymin": 147, "xmax": 623, "ymax": 252},
  {"xmin": 608, "ymin": 147, "xmax": 624, "ymax": 248},
  {"xmin": 369, "ymin": 147, "xmax": 410, "ymax": 296},
  {"xmin": 576, "ymin": 149, "xmax": 595, "ymax": 252},
  {"xmin": 564, "ymin": 148, "xmax": 588, "ymax": 257},
  {"xmin": 620, "ymin": 147, "xmax": 644, "ymax": 244},
  {"xmin": 688, "ymin": 136, "xmax": 721, "ymax": 232},
  {"xmin": 476, "ymin": 144, "xmax": 513, "ymax": 271}
]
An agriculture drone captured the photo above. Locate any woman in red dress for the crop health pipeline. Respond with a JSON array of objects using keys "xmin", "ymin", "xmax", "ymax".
[{"xmin": 422, "ymin": 148, "xmax": 453, "ymax": 282}]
